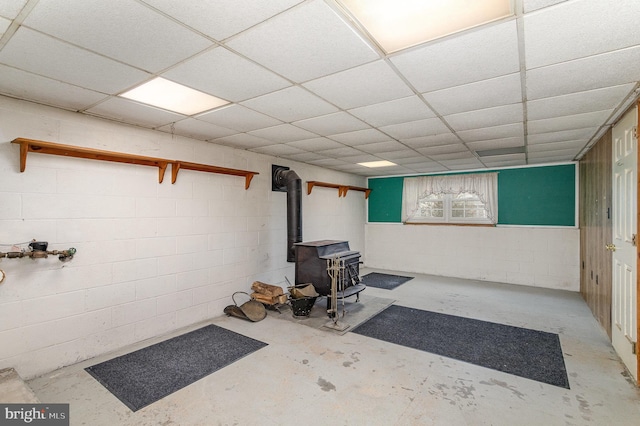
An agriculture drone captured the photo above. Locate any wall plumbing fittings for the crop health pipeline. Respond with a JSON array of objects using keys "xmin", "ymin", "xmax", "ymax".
[{"xmin": 0, "ymin": 247, "xmax": 76, "ymax": 261}]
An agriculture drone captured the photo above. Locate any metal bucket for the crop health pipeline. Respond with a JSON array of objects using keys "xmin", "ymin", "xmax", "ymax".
[{"xmin": 290, "ymin": 296, "xmax": 317, "ymax": 317}]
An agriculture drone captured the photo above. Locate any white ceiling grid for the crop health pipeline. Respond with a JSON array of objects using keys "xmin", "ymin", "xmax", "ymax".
[{"xmin": 0, "ymin": 0, "xmax": 639, "ymax": 176}]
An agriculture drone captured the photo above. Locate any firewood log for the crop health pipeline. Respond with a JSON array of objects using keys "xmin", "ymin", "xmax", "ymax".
[{"xmin": 251, "ymin": 281, "xmax": 284, "ymax": 296}]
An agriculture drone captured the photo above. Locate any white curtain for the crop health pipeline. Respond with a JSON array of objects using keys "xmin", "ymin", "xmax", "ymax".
[{"xmin": 402, "ymin": 172, "xmax": 498, "ymax": 223}]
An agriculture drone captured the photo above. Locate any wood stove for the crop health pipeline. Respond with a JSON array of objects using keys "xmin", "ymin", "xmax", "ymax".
[{"xmin": 294, "ymin": 240, "xmax": 365, "ymax": 303}]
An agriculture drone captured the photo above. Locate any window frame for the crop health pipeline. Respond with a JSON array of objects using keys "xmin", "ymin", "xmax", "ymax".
[
  {"xmin": 401, "ymin": 172, "xmax": 498, "ymax": 226},
  {"xmin": 409, "ymin": 191, "xmax": 493, "ymax": 225}
]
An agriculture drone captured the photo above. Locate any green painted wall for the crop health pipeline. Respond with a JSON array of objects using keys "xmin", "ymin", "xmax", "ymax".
[{"xmin": 367, "ymin": 164, "xmax": 576, "ymax": 226}]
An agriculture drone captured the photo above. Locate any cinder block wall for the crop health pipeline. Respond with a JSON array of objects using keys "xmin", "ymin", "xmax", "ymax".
[
  {"xmin": 0, "ymin": 96, "xmax": 366, "ymax": 378},
  {"xmin": 365, "ymin": 223, "xmax": 579, "ymax": 291}
]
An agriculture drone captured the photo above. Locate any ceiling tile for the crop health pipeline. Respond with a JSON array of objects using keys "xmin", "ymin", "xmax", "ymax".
[
  {"xmin": 241, "ymin": 86, "xmax": 338, "ymax": 122},
  {"xmin": 303, "ymin": 60, "xmax": 413, "ymax": 109},
  {"xmin": 401, "ymin": 133, "xmax": 460, "ymax": 149},
  {"xmin": 528, "ymin": 128, "xmax": 596, "ymax": 144},
  {"xmin": 248, "ymin": 123, "xmax": 318, "ymax": 143},
  {"xmin": 418, "ymin": 144, "xmax": 469, "ymax": 156},
  {"xmin": 86, "ymin": 97, "xmax": 186, "ymax": 128},
  {"xmin": 293, "ymin": 112, "xmax": 369, "ymax": 136},
  {"xmin": 357, "ymin": 140, "xmax": 409, "ymax": 154},
  {"xmin": 528, "ymin": 110, "xmax": 612, "ymax": 134},
  {"xmin": 421, "ymin": 151, "xmax": 475, "ymax": 161},
  {"xmin": 316, "ymin": 146, "xmax": 365, "ymax": 158},
  {"xmin": 0, "ymin": 65, "xmax": 108, "ymax": 111},
  {"xmin": 377, "ymin": 149, "xmax": 421, "ymax": 160},
  {"xmin": 445, "ymin": 103, "xmax": 523, "ymax": 131},
  {"xmin": 380, "ymin": 118, "xmax": 450, "ymax": 140},
  {"xmin": 156, "ymin": 118, "xmax": 237, "ymax": 140},
  {"xmin": 163, "ymin": 48, "xmax": 290, "ymax": 102},
  {"xmin": 528, "ymin": 149, "xmax": 579, "ymax": 159},
  {"xmin": 365, "ymin": 165, "xmax": 414, "ymax": 176},
  {"xmin": 349, "ymin": 96, "xmax": 436, "ymax": 127},
  {"xmin": 249, "ymin": 144, "xmax": 307, "ymax": 156},
  {"xmin": 0, "ymin": 16, "xmax": 10, "ymax": 36},
  {"xmin": 392, "ymin": 155, "xmax": 433, "ymax": 165},
  {"xmin": 409, "ymin": 163, "xmax": 449, "ymax": 173},
  {"xmin": 211, "ymin": 133, "xmax": 274, "ymax": 150},
  {"xmin": 457, "ymin": 123, "xmax": 524, "ymax": 143},
  {"xmin": 283, "ymin": 152, "xmax": 329, "ymax": 162},
  {"xmin": 140, "ymin": 0, "xmax": 303, "ymax": 40},
  {"xmin": 286, "ymin": 137, "xmax": 344, "ymax": 151},
  {"xmin": 23, "ymin": 0, "xmax": 212, "ymax": 72},
  {"xmin": 0, "ymin": 1, "xmax": 28, "ymax": 18},
  {"xmin": 0, "ymin": 27, "xmax": 150, "ymax": 93},
  {"xmin": 329, "ymin": 129, "xmax": 392, "ymax": 146},
  {"xmin": 438, "ymin": 158, "xmax": 485, "ymax": 168},
  {"xmin": 390, "ymin": 20, "xmax": 520, "ymax": 92},
  {"xmin": 340, "ymin": 153, "xmax": 383, "ymax": 163},
  {"xmin": 528, "ymin": 156, "xmax": 574, "ymax": 165},
  {"xmin": 197, "ymin": 104, "xmax": 282, "ymax": 132},
  {"xmin": 524, "ymin": 0, "xmax": 640, "ymax": 69},
  {"xmin": 305, "ymin": 158, "xmax": 351, "ymax": 167},
  {"xmin": 466, "ymin": 137, "xmax": 525, "ymax": 151},
  {"xmin": 226, "ymin": 0, "xmax": 378, "ymax": 82},
  {"xmin": 527, "ymin": 84, "xmax": 636, "ymax": 120},
  {"xmin": 523, "ymin": 0, "xmax": 567, "ymax": 13},
  {"xmin": 329, "ymin": 163, "xmax": 370, "ymax": 173},
  {"xmin": 526, "ymin": 46, "xmax": 640, "ymax": 100},
  {"xmin": 423, "ymin": 73, "xmax": 522, "ymax": 116},
  {"xmin": 528, "ymin": 140, "xmax": 587, "ymax": 152}
]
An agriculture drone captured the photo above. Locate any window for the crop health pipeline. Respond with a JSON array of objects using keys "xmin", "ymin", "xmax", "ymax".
[{"xmin": 402, "ymin": 173, "xmax": 498, "ymax": 225}]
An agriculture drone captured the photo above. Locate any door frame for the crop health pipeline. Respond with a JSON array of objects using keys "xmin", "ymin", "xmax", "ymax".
[{"xmin": 632, "ymin": 100, "xmax": 640, "ymax": 386}]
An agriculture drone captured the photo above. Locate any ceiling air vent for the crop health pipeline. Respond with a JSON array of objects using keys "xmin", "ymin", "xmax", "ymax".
[{"xmin": 475, "ymin": 146, "xmax": 526, "ymax": 157}]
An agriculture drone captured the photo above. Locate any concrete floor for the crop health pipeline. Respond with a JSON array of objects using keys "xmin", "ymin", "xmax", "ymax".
[{"xmin": 22, "ymin": 269, "xmax": 640, "ymax": 425}]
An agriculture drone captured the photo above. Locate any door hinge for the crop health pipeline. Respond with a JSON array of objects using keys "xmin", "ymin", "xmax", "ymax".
[
  {"xmin": 633, "ymin": 234, "xmax": 637, "ymax": 246},
  {"xmin": 634, "ymin": 126, "xmax": 638, "ymax": 139}
]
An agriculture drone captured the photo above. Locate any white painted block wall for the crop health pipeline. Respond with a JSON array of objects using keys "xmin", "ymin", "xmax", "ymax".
[
  {"xmin": 365, "ymin": 223, "xmax": 580, "ymax": 291},
  {"xmin": 0, "ymin": 97, "xmax": 366, "ymax": 379}
]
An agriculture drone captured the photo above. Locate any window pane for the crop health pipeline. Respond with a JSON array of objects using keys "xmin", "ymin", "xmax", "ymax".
[
  {"xmin": 417, "ymin": 196, "xmax": 444, "ymax": 220},
  {"xmin": 452, "ymin": 209, "xmax": 464, "ymax": 217},
  {"xmin": 466, "ymin": 209, "xmax": 480, "ymax": 218}
]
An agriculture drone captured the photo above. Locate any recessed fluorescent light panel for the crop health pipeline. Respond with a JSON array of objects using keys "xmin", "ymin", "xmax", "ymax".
[
  {"xmin": 120, "ymin": 77, "xmax": 229, "ymax": 115},
  {"xmin": 358, "ymin": 160, "xmax": 397, "ymax": 168},
  {"xmin": 338, "ymin": 0, "xmax": 513, "ymax": 53}
]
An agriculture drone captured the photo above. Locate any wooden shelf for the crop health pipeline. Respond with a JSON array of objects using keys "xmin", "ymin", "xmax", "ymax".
[
  {"xmin": 171, "ymin": 161, "xmax": 257, "ymax": 189},
  {"xmin": 306, "ymin": 181, "xmax": 371, "ymax": 199},
  {"xmin": 11, "ymin": 138, "xmax": 258, "ymax": 189},
  {"xmin": 12, "ymin": 138, "xmax": 169, "ymax": 182}
]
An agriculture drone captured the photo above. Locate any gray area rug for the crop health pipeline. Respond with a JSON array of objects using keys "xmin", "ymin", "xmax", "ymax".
[
  {"xmin": 352, "ymin": 305, "xmax": 570, "ymax": 388},
  {"xmin": 85, "ymin": 324, "xmax": 267, "ymax": 411},
  {"xmin": 361, "ymin": 272, "xmax": 414, "ymax": 290},
  {"xmin": 269, "ymin": 294, "xmax": 395, "ymax": 335}
]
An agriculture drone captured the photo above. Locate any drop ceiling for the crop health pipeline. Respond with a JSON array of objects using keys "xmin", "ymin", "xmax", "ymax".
[{"xmin": 0, "ymin": 0, "xmax": 639, "ymax": 176}]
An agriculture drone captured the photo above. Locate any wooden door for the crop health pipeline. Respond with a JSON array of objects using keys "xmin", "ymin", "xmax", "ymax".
[{"xmin": 611, "ymin": 103, "xmax": 638, "ymax": 382}]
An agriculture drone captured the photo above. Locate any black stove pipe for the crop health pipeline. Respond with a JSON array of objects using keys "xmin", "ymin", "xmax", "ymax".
[{"xmin": 273, "ymin": 167, "xmax": 302, "ymax": 262}]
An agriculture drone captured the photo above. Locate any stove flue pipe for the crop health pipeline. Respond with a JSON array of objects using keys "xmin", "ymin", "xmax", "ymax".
[{"xmin": 273, "ymin": 167, "xmax": 302, "ymax": 262}]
